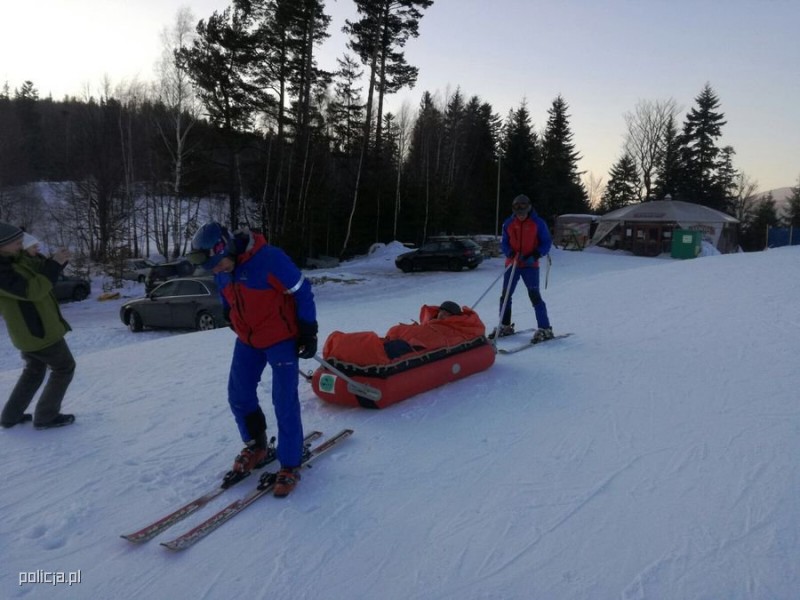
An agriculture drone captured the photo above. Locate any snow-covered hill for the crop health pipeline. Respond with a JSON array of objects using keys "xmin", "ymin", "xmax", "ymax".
[{"xmin": 1, "ymin": 244, "xmax": 798, "ymax": 599}]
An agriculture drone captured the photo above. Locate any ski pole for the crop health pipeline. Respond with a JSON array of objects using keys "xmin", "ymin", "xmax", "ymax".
[
  {"xmin": 471, "ymin": 262, "xmax": 513, "ymax": 310},
  {"xmin": 545, "ymin": 254, "xmax": 552, "ymax": 289},
  {"xmin": 492, "ymin": 256, "xmax": 518, "ymax": 347},
  {"xmin": 312, "ymin": 354, "xmax": 382, "ymax": 402}
]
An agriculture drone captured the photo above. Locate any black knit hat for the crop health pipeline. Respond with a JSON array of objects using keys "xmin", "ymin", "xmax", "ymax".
[
  {"xmin": 0, "ymin": 222, "xmax": 23, "ymax": 246},
  {"xmin": 438, "ymin": 301, "xmax": 463, "ymax": 316}
]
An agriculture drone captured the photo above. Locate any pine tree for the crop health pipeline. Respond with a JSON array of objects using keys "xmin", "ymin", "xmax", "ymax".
[
  {"xmin": 741, "ymin": 193, "xmax": 779, "ymax": 250},
  {"xmin": 676, "ymin": 83, "xmax": 728, "ymax": 211},
  {"xmin": 14, "ymin": 81, "xmax": 45, "ymax": 180},
  {"xmin": 406, "ymin": 91, "xmax": 444, "ymax": 242},
  {"xmin": 784, "ymin": 176, "xmax": 800, "ymax": 227},
  {"xmin": 281, "ymin": 0, "xmax": 332, "ymax": 137},
  {"xmin": 344, "ymin": 0, "xmax": 433, "ymax": 157},
  {"xmin": 654, "ymin": 114, "xmax": 681, "ymax": 199},
  {"xmin": 328, "ymin": 54, "xmax": 365, "ymax": 155},
  {"xmin": 177, "ymin": 1, "xmax": 261, "ymax": 224},
  {"xmin": 442, "ymin": 88, "xmax": 466, "ymax": 191},
  {"xmin": 499, "ymin": 101, "xmax": 539, "ymax": 207},
  {"xmin": 714, "ymin": 145, "xmax": 738, "ymax": 210},
  {"xmin": 598, "ymin": 153, "xmax": 640, "ymax": 213},
  {"xmin": 460, "ymin": 96, "xmax": 502, "ymax": 232},
  {"xmin": 539, "ymin": 95, "xmax": 588, "ymax": 218}
]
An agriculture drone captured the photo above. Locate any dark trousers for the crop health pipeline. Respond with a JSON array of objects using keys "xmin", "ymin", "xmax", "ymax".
[{"xmin": 1, "ymin": 338, "xmax": 75, "ymax": 425}]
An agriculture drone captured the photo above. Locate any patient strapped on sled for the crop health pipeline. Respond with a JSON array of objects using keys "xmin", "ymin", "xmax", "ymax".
[{"xmin": 322, "ymin": 301, "xmax": 487, "ymax": 366}]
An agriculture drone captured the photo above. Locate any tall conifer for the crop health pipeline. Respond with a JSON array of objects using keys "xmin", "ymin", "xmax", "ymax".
[
  {"xmin": 599, "ymin": 153, "xmax": 640, "ymax": 213},
  {"xmin": 539, "ymin": 95, "xmax": 588, "ymax": 218},
  {"xmin": 676, "ymin": 83, "xmax": 728, "ymax": 211}
]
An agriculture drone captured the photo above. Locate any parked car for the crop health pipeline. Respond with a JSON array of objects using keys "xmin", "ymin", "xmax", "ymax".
[
  {"xmin": 121, "ymin": 258, "xmax": 157, "ymax": 283},
  {"xmin": 120, "ymin": 277, "xmax": 227, "ymax": 333},
  {"xmin": 145, "ymin": 259, "xmax": 199, "ymax": 292},
  {"xmin": 54, "ymin": 273, "xmax": 91, "ymax": 302},
  {"xmin": 395, "ymin": 238, "xmax": 483, "ymax": 273}
]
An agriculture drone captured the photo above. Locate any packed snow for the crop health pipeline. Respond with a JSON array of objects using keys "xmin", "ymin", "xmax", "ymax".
[{"xmin": 1, "ymin": 243, "xmax": 799, "ymax": 599}]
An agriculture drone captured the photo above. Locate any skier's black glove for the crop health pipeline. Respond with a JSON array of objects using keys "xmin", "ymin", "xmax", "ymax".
[
  {"xmin": 223, "ymin": 306, "xmax": 235, "ymax": 331},
  {"xmin": 296, "ymin": 320, "xmax": 318, "ymax": 359},
  {"xmin": 222, "ymin": 306, "xmax": 233, "ymax": 330}
]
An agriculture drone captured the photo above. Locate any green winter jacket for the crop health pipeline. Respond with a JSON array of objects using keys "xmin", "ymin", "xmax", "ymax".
[{"xmin": 0, "ymin": 252, "xmax": 71, "ymax": 352}]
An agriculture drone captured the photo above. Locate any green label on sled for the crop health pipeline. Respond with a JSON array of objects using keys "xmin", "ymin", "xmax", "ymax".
[{"xmin": 319, "ymin": 373, "xmax": 337, "ymax": 394}]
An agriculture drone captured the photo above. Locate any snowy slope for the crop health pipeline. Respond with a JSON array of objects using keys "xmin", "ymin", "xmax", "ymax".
[{"xmin": 1, "ymin": 244, "xmax": 799, "ymax": 599}]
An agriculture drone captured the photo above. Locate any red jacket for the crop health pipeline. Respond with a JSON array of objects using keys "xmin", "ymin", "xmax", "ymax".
[
  {"xmin": 501, "ymin": 213, "xmax": 552, "ymax": 268},
  {"xmin": 216, "ymin": 233, "xmax": 316, "ymax": 349}
]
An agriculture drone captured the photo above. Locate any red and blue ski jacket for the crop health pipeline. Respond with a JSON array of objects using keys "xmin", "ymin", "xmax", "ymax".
[
  {"xmin": 501, "ymin": 211, "xmax": 552, "ymax": 268},
  {"xmin": 215, "ymin": 233, "xmax": 316, "ymax": 350}
]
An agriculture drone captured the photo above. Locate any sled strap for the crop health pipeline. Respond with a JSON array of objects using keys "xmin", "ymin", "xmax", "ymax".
[{"xmin": 313, "ymin": 354, "xmax": 382, "ymax": 402}]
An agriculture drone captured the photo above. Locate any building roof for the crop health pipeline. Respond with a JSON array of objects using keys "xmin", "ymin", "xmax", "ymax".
[{"xmin": 599, "ymin": 200, "xmax": 739, "ymax": 224}]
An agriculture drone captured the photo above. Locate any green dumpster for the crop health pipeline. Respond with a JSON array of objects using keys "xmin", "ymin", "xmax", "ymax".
[{"xmin": 671, "ymin": 229, "xmax": 702, "ymax": 259}]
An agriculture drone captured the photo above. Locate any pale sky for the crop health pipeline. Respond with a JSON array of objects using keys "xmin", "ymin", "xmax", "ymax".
[{"xmin": 2, "ymin": 0, "xmax": 798, "ymax": 192}]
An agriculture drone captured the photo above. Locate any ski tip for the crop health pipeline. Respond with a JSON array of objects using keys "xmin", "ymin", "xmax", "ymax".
[{"xmin": 160, "ymin": 542, "xmax": 180, "ymax": 552}]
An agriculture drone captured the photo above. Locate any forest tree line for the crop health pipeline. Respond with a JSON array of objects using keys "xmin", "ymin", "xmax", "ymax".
[{"xmin": 1, "ymin": 0, "xmax": 798, "ymax": 264}]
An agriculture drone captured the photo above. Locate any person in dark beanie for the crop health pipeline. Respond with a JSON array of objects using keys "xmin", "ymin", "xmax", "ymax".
[
  {"xmin": 492, "ymin": 194, "xmax": 555, "ymax": 343},
  {"xmin": 0, "ymin": 222, "xmax": 76, "ymax": 429},
  {"xmin": 187, "ymin": 222, "xmax": 317, "ymax": 498}
]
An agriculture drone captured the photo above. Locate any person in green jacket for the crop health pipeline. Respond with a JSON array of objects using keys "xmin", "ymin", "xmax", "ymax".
[{"xmin": 0, "ymin": 222, "xmax": 76, "ymax": 430}]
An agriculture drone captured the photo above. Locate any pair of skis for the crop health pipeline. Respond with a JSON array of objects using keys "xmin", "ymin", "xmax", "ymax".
[{"xmin": 121, "ymin": 429, "xmax": 353, "ymax": 551}]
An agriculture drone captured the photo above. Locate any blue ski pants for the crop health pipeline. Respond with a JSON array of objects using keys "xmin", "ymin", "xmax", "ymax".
[
  {"xmin": 500, "ymin": 266, "xmax": 551, "ymax": 329},
  {"xmin": 228, "ymin": 338, "xmax": 304, "ymax": 468}
]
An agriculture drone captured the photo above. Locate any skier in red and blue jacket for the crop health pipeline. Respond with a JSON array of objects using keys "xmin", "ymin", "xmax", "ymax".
[
  {"xmin": 495, "ymin": 194, "xmax": 555, "ymax": 343},
  {"xmin": 188, "ymin": 223, "xmax": 317, "ymax": 497}
]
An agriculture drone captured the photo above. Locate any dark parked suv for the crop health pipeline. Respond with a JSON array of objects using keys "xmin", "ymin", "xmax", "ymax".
[{"xmin": 395, "ymin": 238, "xmax": 483, "ymax": 273}]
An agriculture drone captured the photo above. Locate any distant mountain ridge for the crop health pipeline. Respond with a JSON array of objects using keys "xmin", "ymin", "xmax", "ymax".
[{"xmin": 762, "ymin": 187, "xmax": 792, "ymax": 202}]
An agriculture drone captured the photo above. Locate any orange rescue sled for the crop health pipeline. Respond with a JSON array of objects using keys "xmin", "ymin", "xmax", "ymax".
[{"xmin": 311, "ymin": 304, "xmax": 495, "ymax": 409}]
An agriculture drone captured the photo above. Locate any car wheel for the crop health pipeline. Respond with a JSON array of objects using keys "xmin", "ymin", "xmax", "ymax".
[
  {"xmin": 72, "ymin": 285, "xmax": 90, "ymax": 301},
  {"xmin": 196, "ymin": 311, "xmax": 218, "ymax": 331},
  {"xmin": 128, "ymin": 310, "xmax": 143, "ymax": 333},
  {"xmin": 448, "ymin": 259, "xmax": 462, "ymax": 272},
  {"xmin": 399, "ymin": 260, "xmax": 413, "ymax": 273},
  {"xmin": 467, "ymin": 264, "xmax": 478, "ymax": 270}
]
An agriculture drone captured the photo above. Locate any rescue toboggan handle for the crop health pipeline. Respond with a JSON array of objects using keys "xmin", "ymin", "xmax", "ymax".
[{"xmin": 312, "ymin": 355, "xmax": 383, "ymax": 402}]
